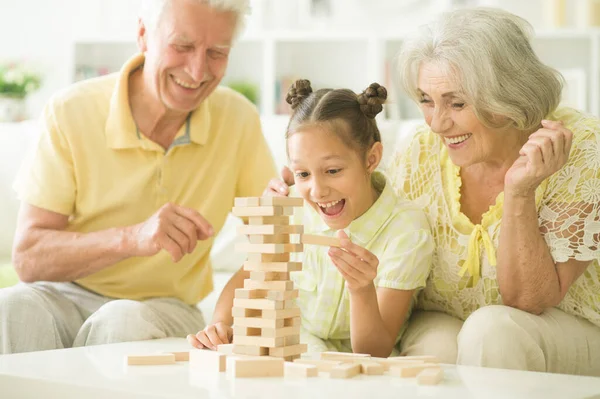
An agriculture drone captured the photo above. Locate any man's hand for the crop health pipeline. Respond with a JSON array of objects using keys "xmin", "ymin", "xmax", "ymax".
[
  {"xmin": 187, "ymin": 322, "xmax": 233, "ymax": 350},
  {"xmin": 126, "ymin": 203, "xmax": 214, "ymax": 262},
  {"xmin": 263, "ymin": 166, "xmax": 295, "ymax": 197}
]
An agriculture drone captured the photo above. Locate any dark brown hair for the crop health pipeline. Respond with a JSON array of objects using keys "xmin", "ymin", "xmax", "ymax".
[{"xmin": 285, "ymin": 80, "xmax": 387, "ymax": 157}]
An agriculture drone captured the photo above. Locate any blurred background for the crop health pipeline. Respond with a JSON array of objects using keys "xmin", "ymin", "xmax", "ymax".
[{"xmin": 0, "ymin": 0, "xmax": 598, "ymax": 279}]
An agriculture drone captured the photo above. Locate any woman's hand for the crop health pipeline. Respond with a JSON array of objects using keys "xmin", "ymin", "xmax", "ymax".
[
  {"xmin": 328, "ymin": 231, "xmax": 379, "ymax": 293},
  {"xmin": 505, "ymin": 120, "xmax": 573, "ymax": 198},
  {"xmin": 262, "ymin": 166, "xmax": 295, "ymax": 197},
  {"xmin": 186, "ymin": 322, "xmax": 233, "ymax": 350}
]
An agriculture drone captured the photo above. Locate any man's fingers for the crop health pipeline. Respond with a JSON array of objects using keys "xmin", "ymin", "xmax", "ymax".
[
  {"xmin": 175, "ymin": 206, "xmax": 214, "ymax": 239},
  {"xmin": 160, "ymin": 233, "xmax": 184, "ymax": 262},
  {"xmin": 165, "ymin": 226, "xmax": 189, "ymax": 258},
  {"xmin": 169, "ymin": 214, "xmax": 198, "ymax": 253}
]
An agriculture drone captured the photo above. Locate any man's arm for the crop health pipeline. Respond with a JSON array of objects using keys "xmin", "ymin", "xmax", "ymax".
[{"xmin": 12, "ymin": 203, "xmax": 213, "ymax": 282}]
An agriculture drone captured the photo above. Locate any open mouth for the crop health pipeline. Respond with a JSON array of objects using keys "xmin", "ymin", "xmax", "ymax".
[
  {"xmin": 317, "ymin": 199, "xmax": 346, "ymax": 218},
  {"xmin": 444, "ymin": 133, "xmax": 472, "ymax": 147},
  {"xmin": 172, "ymin": 75, "xmax": 201, "ymax": 90}
]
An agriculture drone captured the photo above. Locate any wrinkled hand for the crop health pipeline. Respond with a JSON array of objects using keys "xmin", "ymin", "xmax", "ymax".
[
  {"xmin": 187, "ymin": 322, "xmax": 233, "ymax": 350},
  {"xmin": 505, "ymin": 120, "xmax": 573, "ymax": 198},
  {"xmin": 328, "ymin": 231, "xmax": 379, "ymax": 293},
  {"xmin": 128, "ymin": 203, "xmax": 214, "ymax": 262},
  {"xmin": 263, "ymin": 166, "xmax": 295, "ymax": 197}
]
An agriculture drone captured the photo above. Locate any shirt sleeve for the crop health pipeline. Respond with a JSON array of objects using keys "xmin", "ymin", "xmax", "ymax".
[
  {"xmin": 235, "ymin": 108, "xmax": 278, "ymax": 198},
  {"xmin": 538, "ymin": 115, "xmax": 600, "ymax": 264},
  {"xmin": 12, "ymin": 98, "xmax": 76, "ymax": 215},
  {"xmin": 375, "ymin": 208, "xmax": 434, "ymax": 290}
]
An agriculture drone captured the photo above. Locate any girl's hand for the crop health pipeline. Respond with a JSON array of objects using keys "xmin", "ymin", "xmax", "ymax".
[
  {"xmin": 186, "ymin": 322, "xmax": 233, "ymax": 350},
  {"xmin": 505, "ymin": 120, "xmax": 573, "ymax": 198},
  {"xmin": 262, "ymin": 166, "xmax": 295, "ymax": 197},
  {"xmin": 328, "ymin": 230, "xmax": 379, "ymax": 293}
]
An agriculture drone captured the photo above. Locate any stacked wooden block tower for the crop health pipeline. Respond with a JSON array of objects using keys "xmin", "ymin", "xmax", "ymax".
[{"xmin": 231, "ymin": 196, "xmax": 307, "ymax": 362}]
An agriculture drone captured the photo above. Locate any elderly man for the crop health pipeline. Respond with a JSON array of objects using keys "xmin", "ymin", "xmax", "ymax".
[{"xmin": 0, "ymin": 0, "xmax": 276, "ymax": 354}]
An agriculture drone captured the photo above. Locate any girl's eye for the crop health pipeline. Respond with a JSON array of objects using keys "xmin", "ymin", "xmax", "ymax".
[
  {"xmin": 295, "ymin": 172, "xmax": 309, "ymax": 179},
  {"xmin": 326, "ymin": 169, "xmax": 341, "ymax": 175},
  {"xmin": 451, "ymin": 102, "xmax": 465, "ymax": 109}
]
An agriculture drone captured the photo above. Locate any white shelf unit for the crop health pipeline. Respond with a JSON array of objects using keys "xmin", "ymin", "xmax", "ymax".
[{"xmin": 72, "ymin": 28, "xmax": 600, "ymax": 119}]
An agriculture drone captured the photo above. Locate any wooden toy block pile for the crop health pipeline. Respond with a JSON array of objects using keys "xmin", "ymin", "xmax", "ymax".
[{"xmin": 231, "ymin": 196, "xmax": 307, "ymax": 362}]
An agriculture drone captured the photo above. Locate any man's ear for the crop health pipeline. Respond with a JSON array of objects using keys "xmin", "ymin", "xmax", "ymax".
[
  {"xmin": 137, "ymin": 18, "xmax": 148, "ymax": 53},
  {"xmin": 365, "ymin": 141, "xmax": 383, "ymax": 174}
]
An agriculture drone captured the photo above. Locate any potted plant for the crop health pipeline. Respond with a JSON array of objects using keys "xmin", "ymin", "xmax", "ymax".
[{"xmin": 0, "ymin": 62, "xmax": 41, "ymax": 122}]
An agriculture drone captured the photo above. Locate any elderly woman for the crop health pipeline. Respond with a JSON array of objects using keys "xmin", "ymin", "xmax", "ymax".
[{"xmin": 387, "ymin": 8, "xmax": 600, "ymax": 376}]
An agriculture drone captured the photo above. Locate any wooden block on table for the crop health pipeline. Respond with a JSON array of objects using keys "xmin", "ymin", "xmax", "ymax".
[
  {"xmin": 301, "ymin": 234, "xmax": 341, "ymax": 248},
  {"xmin": 249, "ymin": 271, "xmax": 290, "ymax": 281},
  {"xmin": 227, "ymin": 356, "xmax": 284, "ymax": 378},
  {"xmin": 234, "ymin": 288, "xmax": 266, "ymax": 299},
  {"xmin": 370, "ymin": 357, "xmax": 426, "ymax": 371},
  {"xmin": 126, "ymin": 353, "xmax": 176, "ymax": 366},
  {"xmin": 232, "ymin": 206, "xmax": 293, "ymax": 217},
  {"xmin": 232, "ymin": 344, "xmax": 268, "ymax": 356},
  {"xmin": 235, "ymin": 197, "xmax": 304, "ymax": 208},
  {"xmin": 320, "ymin": 351, "xmax": 370, "ymax": 361},
  {"xmin": 233, "ymin": 298, "xmax": 284, "ymax": 310},
  {"xmin": 238, "ymin": 224, "xmax": 304, "ymax": 236},
  {"xmin": 189, "ymin": 349, "xmax": 227, "ymax": 372},
  {"xmin": 217, "ymin": 344, "xmax": 234, "ymax": 355},
  {"xmin": 260, "ymin": 325, "xmax": 301, "ymax": 338},
  {"xmin": 359, "ymin": 362, "xmax": 384, "ymax": 375},
  {"xmin": 417, "ymin": 367, "xmax": 444, "ymax": 385},
  {"xmin": 248, "ymin": 216, "xmax": 290, "ymax": 226},
  {"xmin": 284, "ymin": 333, "xmax": 301, "ymax": 346},
  {"xmin": 234, "ymin": 335, "xmax": 285, "ymax": 348},
  {"xmin": 268, "ymin": 343, "xmax": 307, "ymax": 358},
  {"xmin": 394, "ymin": 355, "xmax": 439, "ymax": 363},
  {"xmin": 246, "ymin": 253, "xmax": 291, "ymax": 263},
  {"xmin": 285, "ymin": 354, "xmax": 301, "ymax": 362},
  {"xmin": 236, "ymin": 243, "xmax": 303, "ymax": 254},
  {"xmin": 233, "ymin": 325, "xmax": 261, "ymax": 337},
  {"xmin": 388, "ymin": 363, "xmax": 440, "ymax": 378},
  {"xmin": 244, "ymin": 279, "xmax": 294, "ymax": 291},
  {"xmin": 249, "ymin": 234, "xmax": 291, "ymax": 244},
  {"xmin": 285, "ymin": 362, "xmax": 318, "ymax": 378},
  {"xmin": 232, "ymin": 307, "xmax": 262, "ymax": 318},
  {"xmin": 234, "ymin": 316, "xmax": 284, "ymax": 329},
  {"xmin": 169, "ymin": 351, "xmax": 190, "ymax": 362},
  {"xmin": 243, "ymin": 261, "xmax": 302, "ymax": 273},
  {"xmin": 330, "ymin": 363, "xmax": 361, "ymax": 379},
  {"xmin": 294, "ymin": 359, "xmax": 342, "ymax": 372}
]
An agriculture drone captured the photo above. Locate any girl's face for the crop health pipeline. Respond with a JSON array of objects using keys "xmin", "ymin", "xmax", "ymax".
[{"xmin": 287, "ymin": 125, "xmax": 381, "ymax": 230}]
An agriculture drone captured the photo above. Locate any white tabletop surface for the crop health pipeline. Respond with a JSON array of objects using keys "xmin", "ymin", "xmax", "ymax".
[{"xmin": 1, "ymin": 338, "xmax": 599, "ymax": 399}]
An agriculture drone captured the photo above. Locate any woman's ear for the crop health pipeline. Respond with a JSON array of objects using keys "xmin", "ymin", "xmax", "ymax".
[{"xmin": 365, "ymin": 142, "xmax": 383, "ymax": 174}]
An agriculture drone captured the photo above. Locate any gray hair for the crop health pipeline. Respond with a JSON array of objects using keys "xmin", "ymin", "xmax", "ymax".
[
  {"xmin": 397, "ymin": 8, "xmax": 564, "ymax": 131},
  {"xmin": 140, "ymin": 0, "xmax": 250, "ymax": 39}
]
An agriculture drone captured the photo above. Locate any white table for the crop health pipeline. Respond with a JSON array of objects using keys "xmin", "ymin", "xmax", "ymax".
[{"xmin": 1, "ymin": 338, "xmax": 599, "ymax": 399}]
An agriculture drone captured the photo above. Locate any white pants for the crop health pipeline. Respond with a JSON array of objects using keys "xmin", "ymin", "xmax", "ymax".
[
  {"xmin": 399, "ymin": 306, "xmax": 600, "ymax": 376},
  {"xmin": 0, "ymin": 282, "xmax": 205, "ymax": 354}
]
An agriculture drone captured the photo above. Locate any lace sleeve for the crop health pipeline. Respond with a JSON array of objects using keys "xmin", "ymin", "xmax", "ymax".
[{"xmin": 538, "ymin": 115, "xmax": 600, "ymax": 263}]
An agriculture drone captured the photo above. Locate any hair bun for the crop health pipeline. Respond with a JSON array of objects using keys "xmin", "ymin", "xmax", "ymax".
[
  {"xmin": 358, "ymin": 82, "xmax": 387, "ymax": 118},
  {"xmin": 286, "ymin": 79, "xmax": 313, "ymax": 110}
]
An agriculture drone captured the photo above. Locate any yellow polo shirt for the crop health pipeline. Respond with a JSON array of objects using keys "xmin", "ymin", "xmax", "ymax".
[{"xmin": 14, "ymin": 54, "xmax": 277, "ymax": 304}]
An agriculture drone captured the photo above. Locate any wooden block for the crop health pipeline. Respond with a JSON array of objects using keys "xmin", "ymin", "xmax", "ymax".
[
  {"xmin": 227, "ymin": 356, "xmax": 284, "ymax": 378},
  {"xmin": 235, "ymin": 197, "xmax": 304, "ymax": 208},
  {"xmin": 232, "ymin": 307, "xmax": 262, "ymax": 318},
  {"xmin": 284, "ymin": 299, "xmax": 296, "ymax": 309},
  {"xmin": 236, "ymin": 243, "xmax": 303, "ymax": 254},
  {"xmin": 370, "ymin": 357, "xmax": 425, "ymax": 371},
  {"xmin": 234, "ymin": 335, "xmax": 285, "ymax": 348},
  {"xmin": 266, "ymin": 289, "xmax": 299, "ymax": 300},
  {"xmin": 417, "ymin": 367, "xmax": 444, "ymax": 385},
  {"xmin": 170, "ymin": 351, "xmax": 190, "ymax": 362},
  {"xmin": 268, "ymin": 343, "xmax": 307, "ymax": 357},
  {"xmin": 234, "ymin": 316, "xmax": 284, "ymax": 329},
  {"xmin": 359, "ymin": 362, "xmax": 384, "ymax": 375},
  {"xmin": 330, "ymin": 363, "xmax": 361, "ymax": 379},
  {"xmin": 238, "ymin": 224, "xmax": 304, "ymax": 235},
  {"xmin": 232, "ymin": 344, "xmax": 268, "ymax": 356},
  {"xmin": 126, "ymin": 353, "xmax": 176, "ymax": 366},
  {"xmin": 246, "ymin": 253, "xmax": 291, "ymax": 262},
  {"xmin": 320, "ymin": 351, "xmax": 370, "ymax": 361},
  {"xmin": 261, "ymin": 325, "xmax": 301, "ymax": 338},
  {"xmin": 235, "ymin": 197, "xmax": 261, "ymax": 207},
  {"xmin": 262, "ymin": 307, "xmax": 301, "ymax": 319},
  {"xmin": 233, "ymin": 298, "xmax": 284, "ymax": 310},
  {"xmin": 244, "ymin": 279, "xmax": 294, "ymax": 291},
  {"xmin": 388, "ymin": 363, "xmax": 440, "ymax": 378},
  {"xmin": 234, "ymin": 288, "xmax": 266, "ymax": 299},
  {"xmin": 394, "ymin": 355, "xmax": 439, "ymax": 363},
  {"xmin": 294, "ymin": 359, "xmax": 342, "ymax": 372},
  {"xmin": 301, "ymin": 234, "xmax": 341, "ymax": 248},
  {"xmin": 248, "ymin": 216, "xmax": 290, "ymax": 225},
  {"xmin": 284, "ymin": 335, "xmax": 300, "ymax": 345},
  {"xmin": 217, "ymin": 344, "xmax": 234, "ymax": 355},
  {"xmin": 249, "ymin": 271, "xmax": 290, "ymax": 281},
  {"xmin": 232, "ymin": 206, "xmax": 293, "ymax": 217},
  {"xmin": 233, "ymin": 326, "xmax": 261, "ymax": 337},
  {"xmin": 285, "ymin": 354, "xmax": 301, "ymax": 362},
  {"xmin": 189, "ymin": 349, "xmax": 226, "ymax": 372},
  {"xmin": 285, "ymin": 362, "xmax": 318, "ymax": 378},
  {"xmin": 243, "ymin": 261, "xmax": 302, "ymax": 273},
  {"xmin": 249, "ymin": 234, "xmax": 291, "ymax": 244}
]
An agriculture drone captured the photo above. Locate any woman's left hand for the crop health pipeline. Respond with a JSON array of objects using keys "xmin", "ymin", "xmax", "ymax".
[
  {"xmin": 328, "ymin": 231, "xmax": 379, "ymax": 293},
  {"xmin": 505, "ymin": 120, "xmax": 573, "ymax": 198}
]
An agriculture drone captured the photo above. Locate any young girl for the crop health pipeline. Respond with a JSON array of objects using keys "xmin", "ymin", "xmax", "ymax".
[{"xmin": 188, "ymin": 80, "xmax": 433, "ymax": 357}]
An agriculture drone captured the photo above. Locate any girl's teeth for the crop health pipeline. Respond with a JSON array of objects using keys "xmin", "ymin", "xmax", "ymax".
[
  {"xmin": 320, "ymin": 200, "xmax": 341, "ymax": 208},
  {"xmin": 445, "ymin": 134, "xmax": 472, "ymax": 145}
]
